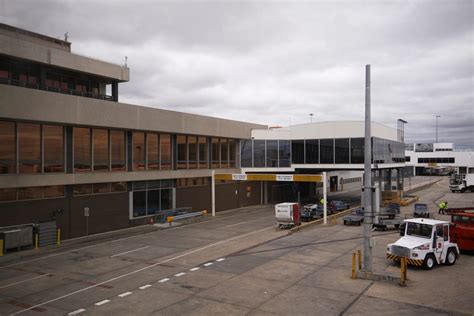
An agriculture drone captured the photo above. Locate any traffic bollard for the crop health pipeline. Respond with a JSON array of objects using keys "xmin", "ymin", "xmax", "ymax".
[
  {"xmin": 35, "ymin": 233, "xmax": 39, "ymax": 249},
  {"xmin": 357, "ymin": 249, "xmax": 362, "ymax": 270},
  {"xmin": 351, "ymin": 252, "xmax": 357, "ymax": 279},
  {"xmin": 57, "ymin": 228, "xmax": 61, "ymax": 245},
  {"xmin": 0, "ymin": 239, "xmax": 3, "ymax": 256}
]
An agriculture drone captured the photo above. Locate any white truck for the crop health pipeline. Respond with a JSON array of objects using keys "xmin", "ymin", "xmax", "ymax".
[
  {"xmin": 449, "ymin": 174, "xmax": 474, "ymax": 193},
  {"xmin": 386, "ymin": 218, "xmax": 459, "ymax": 270},
  {"xmin": 275, "ymin": 203, "xmax": 301, "ymax": 228}
]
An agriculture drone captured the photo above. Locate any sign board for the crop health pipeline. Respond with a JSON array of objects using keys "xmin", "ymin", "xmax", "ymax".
[
  {"xmin": 276, "ymin": 175, "xmax": 294, "ymax": 182},
  {"xmin": 84, "ymin": 207, "xmax": 90, "ymax": 217},
  {"xmin": 232, "ymin": 174, "xmax": 248, "ymax": 181}
]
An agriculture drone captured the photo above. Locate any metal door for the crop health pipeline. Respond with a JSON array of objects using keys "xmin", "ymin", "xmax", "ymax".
[{"xmin": 38, "ymin": 221, "xmax": 57, "ymax": 247}]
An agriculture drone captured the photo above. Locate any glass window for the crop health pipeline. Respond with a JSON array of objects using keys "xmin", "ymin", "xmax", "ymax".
[
  {"xmin": 253, "ymin": 140, "xmax": 265, "ymax": 167},
  {"xmin": 0, "ymin": 121, "xmax": 16, "ymax": 174},
  {"xmin": 147, "ymin": 190, "xmax": 159, "ymax": 215},
  {"xmin": 161, "ymin": 188, "xmax": 172, "ymax": 210},
  {"xmin": 43, "ymin": 185, "xmax": 65, "ymax": 198},
  {"xmin": 320, "ymin": 139, "xmax": 334, "ymax": 164},
  {"xmin": 211, "ymin": 138, "xmax": 220, "ymax": 168},
  {"xmin": 350, "ymin": 138, "xmax": 364, "ymax": 164},
  {"xmin": 111, "ymin": 130, "xmax": 126, "ymax": 171},
  {"xmin": 133, "ymin": 191, "xmax": 147, "ymax": 217},
  {"xmin": 18, "ymin": 187, "xmax": 42, "ymax": 200},
  {"xmin": 335, "ymin": 138, "xmax": 349, "ymax": 164},
  {"xmin": 291, "ymin": 140, "xmax": 304, "ymax": 164},
  {"xmin": 220, "ymin": 138, "xmax": 229, "ymax": 168},
  {"xmin": 266, "ymin": 140, "xmax": 278, "ymax": 167},
  {"xmin": 0, "ymin": 188, "xmax": 17, "ymax": 202},
  {"xmin": 133, "ymin": 132, "xmax": 146, "ymax": 171},
  {"xmin": 147, "ymin": 133, "xmax": 159, "ymax": 170},
  {"xmin": 73, "ymin": 184, "xmax": 93, "ymax": 196},
  {"xmin": 241, "ymin": 140, "xmax": 252, "ymax": 167},
  {"xmin": 279, "ymin": 140, "xmax": 291, "ymax": 167},
  {"xmin": 111, "ymin": 182, "xmax": 127, "ymax": 192},
  {"xmin": 188, "ymin": 136, "xmax": 197, "ymax": 169},
  {"xmin": 44, "ymin": 125, "xmax": 64, "ymax": 173},
  {"xmin": 229, "ymin": 139, "xmax": 237, "ymax": 168},
  {"xmin": 177, "ymin": 135, "xmax": 187, "ymax": 169},
  {"xmin": 18, "ymin": 123, "xmax": 41, "ymax": 173},
  {"xmin": 74, "ymin": 127, "xmax": 91, "ymax": 172},
  {"xmin": 93, "ymin": 183, "xmax": 111, "ymax": 194},
  {"xmin": 198, "ymin": 136, "xmax": 208, "ymax": 168},
  {"xmin": 306, "ymin": 140, "xmax": 319, "ymax": 164},
  {"xmin": 160, "ymin": 134, "xmax": 171, "ymax": 170},
  {"xmin": 93, "ymin": 129, "xmax": 109, "ymax": 171}
]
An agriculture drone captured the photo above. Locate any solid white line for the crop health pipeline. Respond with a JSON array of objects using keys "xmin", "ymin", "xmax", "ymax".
[
  {"xmin": 158, "ymin": 278, "xmax": 170, "ymax": 283},
  {"xmin": 189, "ymin": 267, "xmax": 200, "ymax": 271},
  {"xmin": 68, "ymin": 309, "xmax": 86, "ymax": 315},
  {"xmin": 95, "ymin": 300, "xmax": 110, "ymax": 306},
  {"xmin": 223, "ymin": 221, "xmax": 247, "ymax": 228},
  {"xmin": 118, "ymin": 292, "xmax": 132, "ymax": 297},
  {"xmin": 110, "ymin": 246, "xmax": 149, "ymax": 258},
  {"xmin": 139, "ymin": 284, "xmax": 152, "ymax": 289},
  {"xmin": 0, "ymin": 273, "xmax": 50, "ymax": 289},
  {"xmin": 203, "ymin": 262, "xmax": 213, "ymax": 267},
  {"xmin": 174, "ymin": 272, "xmax": 186, "ymax": 277},
  {"xmin": 11, "ymin": 225, "xmax": 274, "ymax": 315},
  {"xmin": 216, "ymin": 258, "xmax": 225, "ymax": 262}
]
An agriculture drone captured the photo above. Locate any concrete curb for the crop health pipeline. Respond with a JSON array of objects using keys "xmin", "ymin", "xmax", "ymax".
[{"xmin": 288, "ymin": 206, "xmax": 359, "ymax": 235}]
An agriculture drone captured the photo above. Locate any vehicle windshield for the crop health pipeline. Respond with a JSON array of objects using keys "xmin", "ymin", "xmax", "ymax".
[{"xmin": 406, "ymin": 222, "xmax": 432, "ymax": 238}]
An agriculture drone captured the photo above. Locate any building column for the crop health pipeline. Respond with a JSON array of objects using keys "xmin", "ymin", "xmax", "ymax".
[{"xmin": 112, "ymin": 81, "xmax": 119, "ymax": 102}]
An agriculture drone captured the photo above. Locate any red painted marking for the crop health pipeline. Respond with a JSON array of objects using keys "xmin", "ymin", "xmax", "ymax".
[{"xmin": 8, "ymin": 300, "xmax": 46, "ymax": 312}]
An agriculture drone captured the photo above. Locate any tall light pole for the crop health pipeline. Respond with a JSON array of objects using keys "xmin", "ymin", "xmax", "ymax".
[
  {"xmin": 309, "ymin": 113, "xmax": 314, "ymax": 123},
  {"xmin": 436, "ymin": 115, "xmax": 441, "ymax": 143}
]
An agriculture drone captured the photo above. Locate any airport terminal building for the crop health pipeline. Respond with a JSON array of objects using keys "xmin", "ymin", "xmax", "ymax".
[{"xmin": 0, "ymin": 24, "xmax": 406, "ymax": 240}]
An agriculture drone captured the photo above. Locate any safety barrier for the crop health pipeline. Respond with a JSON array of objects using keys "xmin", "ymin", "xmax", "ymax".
[
  {"xmin": 167, "ymin": 210, "xmax": 208, "ymax": 226},
  {"xmin": 354, "ymin": 250, "xmax": 408, "ymax": 286}
]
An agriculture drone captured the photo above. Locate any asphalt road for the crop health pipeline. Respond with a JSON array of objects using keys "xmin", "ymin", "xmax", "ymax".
[{"xmin": 0, "ymin": 176, "xmax": 472, "ymax": 315}]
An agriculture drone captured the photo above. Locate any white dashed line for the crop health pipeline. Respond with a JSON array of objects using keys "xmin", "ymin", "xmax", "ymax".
[
  {"xmin": 118, "ymin": 292, "xmax": 132, "ymax": 297},
  {"xmin": 95, "ymin": 300, "xmax": 110, "ymax": 306},
  {"xmin": 216, "ymin": 258, "xmax": 225, "ymax": 262},
  {"xmin": 68, "ymin": 309, "xmax": 86, "ymax": 315},
  {"xmin": 174, "ymin": 272, "xmax": 186, "ymax": 277},
  {"xmin": 190, "ymin": 267, "xmax": 200, "ymax": 271},
  {"xmin": 158, "ymin": 278, "xmax": 170, "ymax": 283},
  {"xmin": 139, "ymin": 284, "xmax": 152, "ymax": 289},
  {"xmin": 203, "ymin": 262, "xmax": 213, "ymax": 266}
]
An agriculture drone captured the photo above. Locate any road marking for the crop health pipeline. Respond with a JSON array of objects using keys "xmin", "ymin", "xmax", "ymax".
[
  {"xmin": 11, "ymin": 225, "xmax": 274, "ymax": 315},
  {"xmin": 174, "ymin": 272, "xmax": 186, "ymax": 277},
  {"xmin": 95, "ymin": 300, "xmax": 110, "ymax": 306},
  {"xmin": 158, "ymin": 278, "xmax": 170, "ymax": 283},
  {"xmin": 68, "ymin": 309, "xmax": 86, "ymax": 315},
  {"xmin": 139, "ymin": 284, "xmax": 152, "ymax": 289},
  {"xmin": 110, "ymin": 246, "xmax": 149, "ymax": 258},
  {"xmin": 190, "ymin": 267, "xmax": 200, "ymax": 271},
  {"xmin": 203, "ymin": 262, "xmax": 213, "ymax": 266},
  {"xmin": 118, "ymin": 292, "xmax": 132, "ymax": 297},
  {"xmin": 223, "ymin": 221, "xmax": 247, "ymax": 228},
  {"xmin": 0, "ymin": 273, "xmax": 50, "ymax": 289},
  {"xmin": 216, "ymin": 258, "xmax": 225, "ymax": 262}
]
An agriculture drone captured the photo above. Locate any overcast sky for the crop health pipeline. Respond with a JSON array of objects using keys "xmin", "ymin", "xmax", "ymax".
[{"xmin": 1, "ymin": 0, "xmax": 472, "ymax": 147}]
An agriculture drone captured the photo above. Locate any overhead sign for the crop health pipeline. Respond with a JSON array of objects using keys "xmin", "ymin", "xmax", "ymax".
[
  {"xmin": 232, "ymin": 174, "xmax": 248, "ymax": 181},
  {"xmin": 276, "ymin": 175, "xmax": 294, "ymax": 182}
]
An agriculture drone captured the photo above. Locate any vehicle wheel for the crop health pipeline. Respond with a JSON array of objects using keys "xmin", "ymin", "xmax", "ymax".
[
  {"xmin": 343, "ymin": 220, "xmax": 347, "ymax": 225},
  {"xmin": 394, "ymin": 224, "xmax": 400, "ymax": 229},
  {"xmin": 461, "ymin": 188, "xmax": 465, "ymax": 193},
  {"xmin": 423, "ymin": 254, "xmax": 436, "ymax": 270},
  {"xmin": 451, "ymin": 190, "xmax": 455, "ymax": 193},
  {"xmin": 445, "ymin": 248, "xmax": 457, "ymax": 266}
]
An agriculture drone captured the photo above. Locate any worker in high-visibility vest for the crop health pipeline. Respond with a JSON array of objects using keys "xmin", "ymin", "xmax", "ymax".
[
  {"xmin": 320, "ymin": 197, "xmax": 326, "ymax": 206},
  {"xmin": 438, "ymin": 201, "xmax": 448, "ymax": 215}
]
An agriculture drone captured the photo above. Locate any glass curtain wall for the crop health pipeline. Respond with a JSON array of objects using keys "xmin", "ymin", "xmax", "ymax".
[
  {"xmin": 93, "ymin": 129, "xmax": 109, "ymax": 171},
  {"xmin": 266, "ymin": 140, "xmax": 278, "ymax": 167},
  {"xmin": 160, "ymin": 134, "xmax": 171, "ymax": 170},
  {"xmin": 220, "ymin": 138, "xmax": 229, "ymax": 168},
  {"xmin": 147, "ymin": 133, "xmax": 159, "ymax": 170},
  {"xmin": 335, "ymin": 138, "xmax": 349, "ymax": 164},
  {"xmin": 278, "ymin": 140, "xmax": 291, "ymax": 167},
  {"xmin": 188, "ymin": 136, "xmax": 197, "ymax": 169},
  {"xmin": 229, "ymin": 139, "xmax": 236, "ymax": 167},
  {"xmin": 253, "ymin": 140, "xmax": 265, "ymax": 167},
  {"xmin": 320, "ymin": 139, "xmax": 334, "ymax": 164},
  {"xmin": 18, "ymin": 123, "xmax": 41, "ymax": 173},
  {"xmin": 291, "ymin": 140, "xmax": 304, "ymax": 164},
  {"xmin": 241, "ymin": 140, "xmax": 252, "ymax": 167},
  {"xmin": 350, "ymin": 138, "xmax": 364, "ymax": 164},
  {"xmin": 177, "ymin": 135, "xmax": 187, "ymax": 169},
  {"xmin": 43, "ymin": 125, "xmax": 64, "ymax": 173},
  {"xmin": 132, "ymin": 132, "xmax": 146, "ymax": 170},
  {"xmin": 111, "ymin": 130, "xmax": 126, "ymax": 171},
  {"xmin": 0, "ymin": 121, "xmax": 16, "ymax": 174},
  {"xmin": 305, "ymin": 140, "xmax": 319, "ymax": 164},
  {"xmin": 132, "ymin": 180, "xmax": 175, "ymax": 218},
  {"xmin": 74, "ymin": 127, "xmax": 91, "ymax": 172},
  {"xmin": 198, "ymin": 137, "xmax": 208, "ymax": 168}
]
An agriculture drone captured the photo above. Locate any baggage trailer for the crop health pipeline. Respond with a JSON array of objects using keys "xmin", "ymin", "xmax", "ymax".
[
  {"xmin": 275, "ymin": 203, "xmax": 301, "ymax": 229},
  {"xmin": 414, "ymin": 203, "xmax": 430, "ymax": 218},
  {"xmin": 450, "ymin": 210, "xmax": 474, "ymax": 251}
]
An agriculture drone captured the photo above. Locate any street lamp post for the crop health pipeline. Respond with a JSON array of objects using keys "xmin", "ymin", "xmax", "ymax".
[
  {"xmin": 309, "ymin": 113, "xmax": 314, "ymax": 123},
  {"xmin": 436, "ymin": 115, "xmax": 441, "ymax": 143}
]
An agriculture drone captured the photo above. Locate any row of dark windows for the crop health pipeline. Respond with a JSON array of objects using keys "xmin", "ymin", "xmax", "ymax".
[
  {"xmin": 418, "ymin": 158, "xmax": 455, "ymax": 164},
  {"xmin": 240, "ymin": 140, "xmax": 291, "ymax": 168},
  {"xmin": 0, "ymin": 120, "xmax": 239, "ymax": 175},
  {"xmin": 291, "ymin": 138, "xmax": 364, "ymax": 165},
  {"xmin": 0, "ymin": 185, "xmax": 65, "ymax": 202}
]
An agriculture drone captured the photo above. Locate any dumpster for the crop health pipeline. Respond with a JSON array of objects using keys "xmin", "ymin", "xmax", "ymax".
[
  {"xmin": 0, "ymin": 226, "xmax": 33, "ymax": 252},
  {"xmin": 275, "ymin": 203, "xmax": 301, "ymax": 228}
]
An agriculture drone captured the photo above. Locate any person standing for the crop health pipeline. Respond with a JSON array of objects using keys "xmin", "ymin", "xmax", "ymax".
[{"xmin": 438, "ymin": 201, "xmax": 448, "ymax": 215}]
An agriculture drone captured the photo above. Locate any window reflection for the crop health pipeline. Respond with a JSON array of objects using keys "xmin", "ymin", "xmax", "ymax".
[
  {"xmin": 253, "ymin": 140, "xmax": 265, "ymax": 167},
  {"xmin": 0, "ymin": 121, "xmax": 16, "ymax": 174},
  {"xmin": 93, "ymin": 129, "xmax": 109, "ymax": 171},
  {"xmin": 266, "ymin": 140, "xmax": 278, "ymax": 167},
  {"xmin": 160, "ymin": 134, "xmax": 171, "ymax": 170},
  {"xmin": 278, "ymin": 140, "xmax": 291, "ymax": 167},
  {"xmin": 291, "ymin": 140, "xmax": 304, "ymax": 164},
  {"xmin": 335, "ymin": 138, "xmax": 349, "ymax": 164},
  {"xmin": 351, "ymin": 138, "xmax": 364, "ymax": 164},
  {"xmin": 306, "ymin": 140, "xmax": 319, "ymax": 164},
  {"xmin": 18, "ymin": 123, "xmax": 41, "ymax": 173},
  {"xmin": 147, "ymin": 133, "xmax": 159, "ymax": 170},
  {"xmin": 240, "ymin": 140, "xmax": 252, "ymax": 167},
  {"xmin": 177, "ymin": 135, "xmax": 187, "ymax": 169},
  {"xmin": 211, "ymin": 138, "xmax": 220, "ymax": 168},
  {"xmin": 198, "ymin": 136, "xmax": 208, "ymax": 168},
  {"xmin": 111, "ymin": 130, "xmax": 126, "ymax": 171},
  {"xmin": 74, "ymin": 127, "xmax": 91, "ymax": 172},
  {"xmin": 220, "ymin": 138, "xmax": 229, "ymax": 168},
  {"xmin": 320, "ymin": 139, "xmax": 334, "ymax": 164},
  {"xmin": 44, "ymin": 125, "xmax": 64, "ymax": 173},
  {"xmin": 188, "ymin": 136, "xmax": 197, "ymax": 169},
  {"xmin": 133, "ymin": 132, "xmax": 146, "ymax": 171},
  {"xmin": 229, "ymin": 139, "xmax": 236, "ymax": 168}
]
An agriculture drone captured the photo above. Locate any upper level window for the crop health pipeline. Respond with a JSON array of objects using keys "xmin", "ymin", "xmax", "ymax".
[
  {"xmin": 177, "ymin": 135, "xmax": 187, "ymax": 169},
  {"xmin": 199, "ymin": 136, "xmax": 208, "ymax": 168},
  {"xmin": 18, "ymin": 123, "xmax": 41, "ymax": 173},
  {"xmin": 74, "ymin": 127, "xmax": 91, "ymax": 172},
  {"xmin": 147, "ymin": 133, "xmax": 159, "ymax": 170},
  {"xmin": 221, "ymin": 138, "xmax": 229, "ymax": 168},
  {"xmin": 93, "ymin": 129, "xmax": 109, "ymax": 171},
  {"xmin": 160, "ymin": 134, "xmax": 171, "ymax": 170},
  {"xmin": 188, "ymin": 136, "xmax": 197, "ymax": 169},
  {"xmin": 229, "ymin": 139, "xmax": 237, "ymax": 168},
  {"xmin": 306, "ymin": 140, "xmax": 319, "ymax": 164},
  {"xmin": 320, "ymin": 139, "xmax": 334, "ymax": 164},
  {"xmin": 0, "ymin": 121, "xmax": 16, "ymax": 174},
  {"xmin": 111, "ymin": 130, "xmax": 126, "ymax": 171},
  {"xmin": 43, "ymin": 125, "xmax": 64, "ymax": 173},
  {"xmin": 133, "ymin": 132, "xmax": 146, "ymax": 171}
]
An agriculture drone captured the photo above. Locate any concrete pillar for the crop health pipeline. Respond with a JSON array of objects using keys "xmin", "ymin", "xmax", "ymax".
[{"xmin": 112, "ymin": 81, "xmax": 119, "ymax": 102}]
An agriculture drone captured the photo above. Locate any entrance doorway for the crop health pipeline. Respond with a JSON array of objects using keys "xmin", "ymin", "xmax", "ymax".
[{"xmin": 330, "ymin": 176, "xmax": 338, "ymax": 192}]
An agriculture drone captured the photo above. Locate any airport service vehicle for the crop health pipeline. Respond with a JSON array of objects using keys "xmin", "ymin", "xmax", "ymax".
[
  {"xmin": 275, "ymin": 203, "xmax": 301, "ymax": 228},
  {"xmin": 450, "ymin": 174, "xmax": 474, "ymax": 193},
  {"xmin": 450, "ymin": 210, "xmax": 474, "ymax": 251},
  {"xmin": 387, "ymin": 218, "xmax": 460, "ymax": 270},
  {"xmin": 343, "ymin": 207, "xmax": 364, "ymax": 226},
  {"xmin": 413, "ymin": 203, "xmax": 430, "ymax": 218},
  {"xmin": 301, "ymin": 204, "xmax": 325, "ymax": 221}
]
